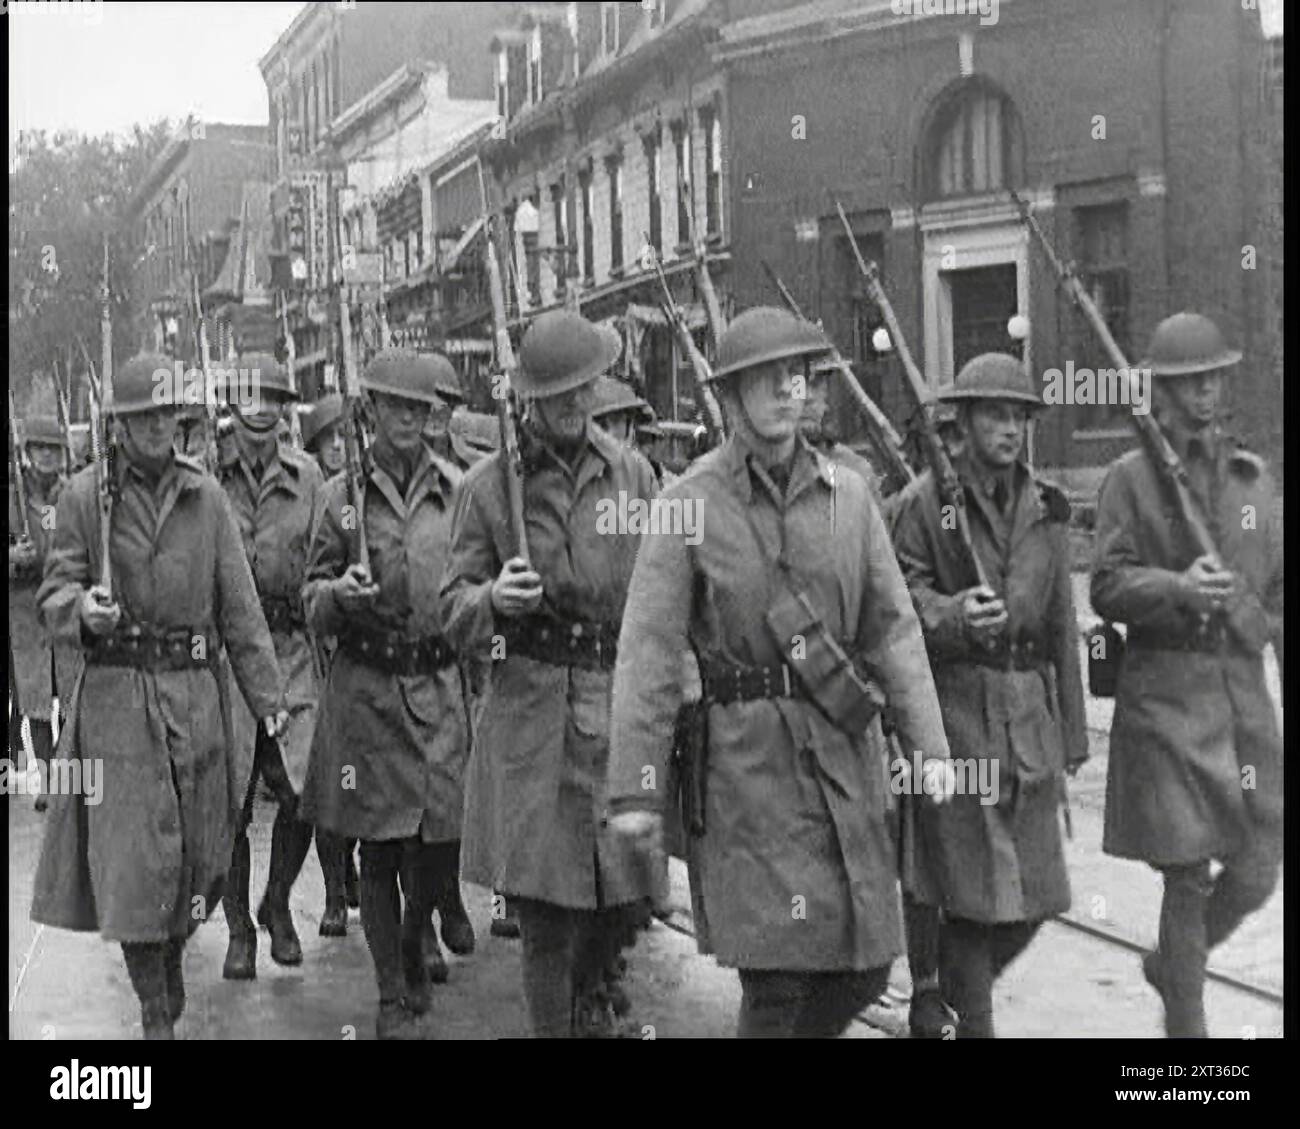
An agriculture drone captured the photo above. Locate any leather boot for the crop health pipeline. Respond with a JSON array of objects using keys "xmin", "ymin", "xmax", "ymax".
[
  {"xmin": 257, "ymin": 808, "xmax": 310, "ymax": 965},
  {"xmin": 490, "ymin": 890, "xmax": 521, "ymax": 938},
  {"xmin": 317, "ymin": 829, "xmax": 349, "ymax": 938},
  {"xmin": 1153, "ymin": 865, "xmax": 1211, "ymax": 1038},
  {"xmin": 345, "ymin": 842, "xmax": 360, "ymax": 909},
  {"xmin": 30, "ymin": 718, "xmax": 53, "ymax": 813},
  {"xmin": 434, "ymin": 844, "xmax": 475, "ymax": 956},
  {"xmin": 164, "ymin": 938, "xmax": 186, "ymax": 1023},
  {"xmin": 401, "ymin": 924, "xmax": 433, "ymax": 1016},
  {"xmin": 376, "ymin": 1000, "xmax": 423, "ymax": 1041},
  {"xmin": 222, "ymin": 834, "xmax": 257, "ymax": 980},
  {"xmin": 122, "ymin": 942, "xmax": 173, "ymax": 1041}
]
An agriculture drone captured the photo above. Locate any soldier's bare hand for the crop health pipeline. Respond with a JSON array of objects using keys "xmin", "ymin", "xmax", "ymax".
[
  {"xmin": 1182, "ymin": 554, "xmax": 1236, "ymax": 613},
  {"xmin": 79, "ymin": 585, "xmax": 121, "ymax": 636},
  {"xmin": 262, "ymin": 710, "xmax": 291, "ymax": 741},
  {"xmin": 609, "ymin": 810, "xmax": 663, "ymax": 854},
  {"xmin": 961, "ymin": 586, "xmax": 1007, "ymax": 645},
  {"xmin": 9, "ymin": 539, "xmax": 39, "ymax": 573},
  {"xmin": 335, "ymin": 563, "xmax": 380, "ymax": 613},
  {"xmin": 491, "ymin": 557, "xmax": 543, "ymax": 617},
  {"xmin": 923, "ymin": 758, "xmax": 957, "ymax": 806}
]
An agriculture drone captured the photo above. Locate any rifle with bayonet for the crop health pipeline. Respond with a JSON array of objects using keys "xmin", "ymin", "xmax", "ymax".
[
  {"xmin": 647, "ymin": 239, "xmax": 726, "ymax": 442},
  {"xmin": 334, "ymin": 198, "xmax": 372, "ymax": 572},
  {"xmin": 52, "ymin": 357, "xmax": 75, "ymax": 476},
  {"xmin": 94, "ymin": 239, "xmax": 115, "ymax": 598},
  {"xmin": 1009, "ymin": 188, "xmax": 1218, "ymax": 563},
  {"xmin": 190, "ymin": 271, "xmax": 220, "ymax": 472},
  {"xmin": 835, "ymin": 200, "xmax": 990, "ymax": 590},
  {"xmin": 279, "ymin": 290, "xmax": 303, "ymax": 448},
  {"xmin": 760, "ymin": 258, "xmax": 915, "ymax": 492},
  {"xmin": 476, "ymin": 160, "xmax": 530, "ymax": 565},
  {"xmin": 8, "ymin": 389, "xmax": 32, "ymax": 547}
]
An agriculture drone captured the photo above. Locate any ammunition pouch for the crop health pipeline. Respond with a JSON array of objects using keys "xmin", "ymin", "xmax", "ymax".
[
  {"xmin": 1086, "ymin": 621, "xmax": 1124, "ymax": 698},
  {"xmin": 501, "ymin": 615, "xmax": 619, "ymax": 672},
  {"xmin": 763, "ymin": 586, "xmax": 886, "ymax": 737}
]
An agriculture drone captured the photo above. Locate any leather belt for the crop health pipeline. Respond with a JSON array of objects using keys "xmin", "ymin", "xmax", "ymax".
[
  {"xmin": 945, "ymin": 636, "xmax": 1049, "ymax": 672},
  {"xmin": 337, "ymin": 622, "xmax": 458, "ymax": 676},
  {"xmin": 502, "ymin": 617, "xmax": 619, "ymax": 672},
  {"xmin": 86, "ymin": 624, "xmax": 218, "ymax": 672},
  {"xmin": 700, "ymin": 658, "xmax": 802, "ymax": 705},
  {"xmin": 260, "ymin": 595, "xmax": 306, "ymax": 634},
  {"xmin": 1127, "ymin": 623, "xmax": 1228, "ymax": 654}
]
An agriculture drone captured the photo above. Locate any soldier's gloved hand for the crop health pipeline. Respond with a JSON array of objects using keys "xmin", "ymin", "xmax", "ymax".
[
  {"xmin": 491, "ymin": 557, "xmax": 544, "ymax": 618},
  {"xmin": 1181, "ymin": 554, "xmax": 1237, "ymax": 615},
  {"xmin": 335, "ymin": 563, "xmax": 380, "ymax": 614},
  {"xmin": 79, "ymin": 585, "xmax": 121, "ymax": 637},
  {"xmin": 609, "ymin": 810, "xmax": 663, "ymax": 855},
  {"xmin": 960, "ymin": 586, "xmax": 1007, "ymax": 648}
]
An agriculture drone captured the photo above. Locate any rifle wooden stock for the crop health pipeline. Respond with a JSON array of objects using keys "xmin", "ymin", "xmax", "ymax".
[
  {"xmin": 834, "ymin": 201, "xmax": 990, "ymax": 589},
  {"xmin": 280, "ymin": 291, "xmax": 303, "ymax": 448},
  {"xmin": 191, "ymin": 272, "xmax": 219, "ymax": 473},
  {"xmin": 760, "ymin": 259, "xmax": 915, "ymax": 489},
  {"xmin": 337, "ymin": 282, "xmax": 371, "ymax": 573},
  {"xmin": 482, "ymin": 228, "xmax": 530, "ymax": 565},
  {"xmin": 8, "ymin": 389, "xmax": 32, "ymax": 543},
  {"xmin": 1010, "ymin": 189, "xmax": 1220, "ymax": 564}
]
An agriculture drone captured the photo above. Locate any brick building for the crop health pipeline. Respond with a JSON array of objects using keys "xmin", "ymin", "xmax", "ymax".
[
  {"xmin": 717, "ymin": 0, "xmax": 1284, "ymax": 479},
  {"xmin": 124, "ymin": 118, "xmax": 270, "ymax": 362},
  {"xmin": 258, "ymin": 0, "xmax": 528, "ymax": 398},
  {"xmin": 483, "ymin": 0, "xmax": 732, "ymax": 430}
]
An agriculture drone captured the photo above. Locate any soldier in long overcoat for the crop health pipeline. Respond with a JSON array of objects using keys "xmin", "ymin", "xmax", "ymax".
[
  {"xmin": 607, "ymin": 308, "xmax": 951, "ymax": 1038},
  {"xmin": 30, "ymin": 354, "xmax": 285, "ymax": 1039},
  {"xmin": 216, "ymin": 355, "xmax": 328, "ymax": 975},
  {"xmin": 301, "ymin": 350, "xmax": 472, "ymax": 1040},
  {"xmin": 890, "ymin": 353, "xmax": 1088, "ymax": 1039},
  {"xmin": 440, "ymin": 310, "xmax": 660, "ymax": 1038},
  {"xmin": 9, "ymin": 417, "xmax": 81, "ymax": 811},
  {"xmin": 1091, "ymin": 313, "xmax": 1283, "ymax": 1038}
]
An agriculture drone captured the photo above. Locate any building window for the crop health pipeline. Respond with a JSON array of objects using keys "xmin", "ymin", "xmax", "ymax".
[
  {"xmin": 673, "ymin": 122, "xmax": 692, "ymax": 247},
  {"xmin": 496, "ymin": 50, "xmax": 508, "ymax": 119},
  {"xmin": 601, "ymin": 2, "xmax": 618, "ymax": 55},
  {"xmin": 703, "ymin": 108, "xmax": 721, "ymax": 236},
  {"xmin": 647, "ymin": 0, "xmax": 667, "ymax": 29},
  {"xmin": 645, "ymin": 132, "xmax": 662, "ymax": 255},
  {"xmin": 528, "ymin": 25, "xmax": 542, "ymax": 104},
  {"xmin": 521, "ymin": 194, "xmax": 541, "ymax": 306},
  {"xmin": 1074, "ymin": 201, "xmax": 1131, "ymax": 430},
  {"xmin": 579, "ymin": 169, "xmax": 594, "ymax": 282},
  {"xmin": 927, "ymin": 82, "xmax": 1019, "ymax": 200},
  {"xmin": 607, "ymin": 155, "xmax": 623, "ymax": 272}
]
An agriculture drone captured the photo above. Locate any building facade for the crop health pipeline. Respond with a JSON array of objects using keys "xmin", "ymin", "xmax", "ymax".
[{"xmin": 718, "ymin": 0, "xmax": 1283, "ymax": 478}]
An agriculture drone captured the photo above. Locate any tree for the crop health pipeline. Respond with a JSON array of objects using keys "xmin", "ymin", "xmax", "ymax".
[{"xmin": 9, "ymin": 121, "xmax": 173, "ymax": 417}]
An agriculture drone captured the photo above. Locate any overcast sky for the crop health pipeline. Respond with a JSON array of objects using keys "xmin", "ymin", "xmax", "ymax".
[
  {"xmin": 6, "ymin": 0, "xmax": 1285, "ymax": 150},
  {"xmin": 8, "ymin": 1, "xmax": 305, "ymax": 145}
]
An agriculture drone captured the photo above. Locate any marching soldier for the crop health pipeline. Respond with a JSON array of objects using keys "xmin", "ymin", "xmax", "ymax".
[
  {"xmin": 302, "ymin": 349, "xmax": 472, "ymax": 1040},
  {"xmin": 300, "ymin": 392, "xmax": 347, "ymax": 480},
  {"xmin": 216, "ymin": 354, "xmax": 328, "ymax": 974},
  {"xmin": 800, "ymin": 358, "xmax": 884, "ymax": 499},
  {"xmin": 421, "ymin": 361, "xmax": 469, "ymax": 463},
  {"xmin": 607, "ymin": 308, "xmax": 951, "ymax": 1038},
  {"xmin": 9, "ymin": 417, "xmax": 80, "ymax": 812},
  {"xmin": 299, "ymin": 389, "xmax": 362, "ymax": 922},
  {"xmin": 890, "ymin": 353, "xmax": 1087, "ymax": 1039},
  {"xmin": 440, "ymin": 309, "xmax": 658, "ymax": 1037},
  {"xmin": 31, "ymin": 353, "xmax": 285, "ymax": 1039},
  {"xmin": 1091, "ymin": 313, "xmax": 1283, "ymax": 1038},
  {"xmin": 590, "ymin": 376, "xmax": 653, "ymax": 448}
]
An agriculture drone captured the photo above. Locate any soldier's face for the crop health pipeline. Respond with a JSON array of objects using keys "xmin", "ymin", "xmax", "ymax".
[
  {"xmin": 738, "ymin": 358, "xmax": 803, "ymax": 442},
  {"xmin": 799, "ymin": 371, "xmax": 831, "ymax": 437},
  {"xmin": 1162, "ymin": 370, "xmax": 1224, "ymax": 427},
  {"xmin": 371, "ymin": 392, "xmax": 431, "ymax": 454},
  {"xmin": 596, "ymin": 412, "xmax": 635, "ymax": 445},
  {"xmin": 315, "ymin": 424, "xmax": 346, "ymax": 475},
  {"xmin": 233, "ymin": 397, "xmax": 285, "ymax": 435},
  {"xmin": 966, "ymin": 401, "xmax": 1029, "ymax": 469},
  {"xmin": 121, "ymin": 408, "xmax": 180, "ymax": 461},
  {"xmin": 533, "ymin": 383, "xmax": 597, "ymax": 443},
  {"xmin": 27, "ymin": 443, "xmax": 64, "ymax": 477}
]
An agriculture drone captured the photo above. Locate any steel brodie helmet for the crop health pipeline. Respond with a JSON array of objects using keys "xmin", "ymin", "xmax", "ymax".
[
  {"xmin": 362, "ymin": 349, "xmax": 456, "ymax": 405},
  {"xmin": 710, "ymin": 307, "xmax": 832, "ymax": 382},
  {"xmin": 938, "ymin": 352, "xmax": 1041, "ymax": 407},
  {"xmin": 1141, "ymin": 312, "xmax": 1242, "ymax": 377},
  {"xmin": 110, "ymin": 353, "xmax": 183, "ymax": 417},
  {"xmin": 300, "ymin": 393, "xmax": 345, "ymax": 450},
  {"xmin": 514, "ymin": 310, "xmax": 621, "ymax": 399}
]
